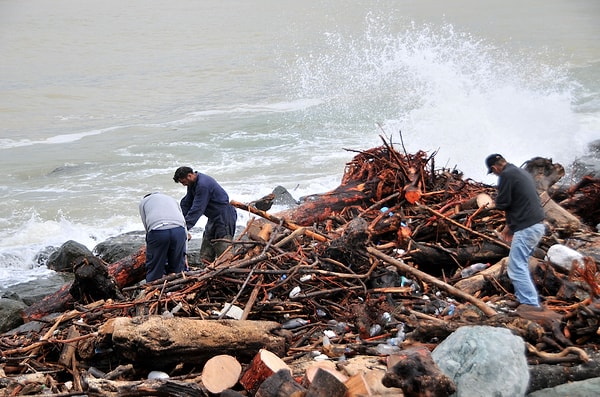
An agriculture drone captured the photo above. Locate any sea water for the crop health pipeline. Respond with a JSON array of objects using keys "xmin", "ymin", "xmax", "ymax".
[{"xmin": 1, "ymin": 0, "xmax": 599, "ymax": 292}]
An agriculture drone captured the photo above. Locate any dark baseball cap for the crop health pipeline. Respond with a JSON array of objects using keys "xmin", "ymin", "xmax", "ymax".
[{"xmin": 485, "ymin": 154, "xmax": 504, "ymax": 174}]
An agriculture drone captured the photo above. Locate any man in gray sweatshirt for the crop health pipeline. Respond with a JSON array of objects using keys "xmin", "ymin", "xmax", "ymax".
[{"xmin": 139, "ymin": 192, "xmax": 187, "ymax": 282}]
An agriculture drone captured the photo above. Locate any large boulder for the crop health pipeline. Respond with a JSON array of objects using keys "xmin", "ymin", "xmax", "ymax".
[
  {"xmin": 432, "ymin": 325, "xmax": 529, "ymax": 397},
  {"xmin": 93, "ymin": 231, "xmax": 145, "ymax": 263},
  {"xmin": 0, "ymin": 297, "xmax": 27, "ymax": 333},
  {"xmin": 47, "ymin": 240, "xmax": 93, "ymax": 272}
]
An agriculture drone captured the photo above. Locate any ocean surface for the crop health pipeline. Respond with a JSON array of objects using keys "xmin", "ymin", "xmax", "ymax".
[{"xmin": 1, "ymin": 0, "xmax": 599, "ymax": 293}]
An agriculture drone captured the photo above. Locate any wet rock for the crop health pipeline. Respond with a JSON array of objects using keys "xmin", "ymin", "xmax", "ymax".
[
  {"xmin": 47, "ymin": 240, "xmax": 93, "ymax": 272},
  {"xmin": 0, "ymin": 297, "xmax": 27, "ymax": 333},
  {"xmin": 93, "ymin": 231, "xmax": 145, "ymax": 263}
]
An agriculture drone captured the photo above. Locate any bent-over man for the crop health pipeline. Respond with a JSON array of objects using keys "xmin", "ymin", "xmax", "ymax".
[
  {"xmin": 139, "ymin": 192, "xmax": 187, "ymax": 282},
  {"xmin": 173, "ymin": 166, "xmax": 237, "ymax": 262}
]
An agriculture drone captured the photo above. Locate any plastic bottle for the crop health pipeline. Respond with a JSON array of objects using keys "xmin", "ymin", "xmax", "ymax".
[
  {"xmin": 460, "ymin": 263, "xmax": 490, "ymax": 278},
  {"xmin": 289, "ymin": 286, "xmax": 302, "ymax": 298},
  {"xmin": 369, "ymin": 324, "xmax": 382, "ymax": 337},
  {"xmin": 375, "ymin": 343, "xmax": 401, "ymax": 355},
  {"xmin": 282, "ymin": 318, "xmax": 310, "ymax": 329}
]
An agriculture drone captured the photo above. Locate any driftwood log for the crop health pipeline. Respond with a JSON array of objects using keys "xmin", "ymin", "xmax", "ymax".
[{"xmin": 105, "ymin": 316, "xmax": 286, "ymax": 368}]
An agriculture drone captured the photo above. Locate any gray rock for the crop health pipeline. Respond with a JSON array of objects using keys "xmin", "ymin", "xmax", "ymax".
[
  {"xmin": 0, "ymin": 298, "xmax": 27, "ymax": 333},
  {"xmin": 432, "ymin": 325, "xmax": 529, "ymax": 397},
  {"xmin": 47, "ymin": 240, "xmax": 92, "ymax": 272},
  {"xmin": 527, "ymin": 377, "xmax": 600, "ymax": 397},
  {"xmin": 93, "ymin": 231, "xmax": 145, "ymax": 263},
  {"xmin": 272, "ymin": 185, "xmax": 299, "ymax": 207}
]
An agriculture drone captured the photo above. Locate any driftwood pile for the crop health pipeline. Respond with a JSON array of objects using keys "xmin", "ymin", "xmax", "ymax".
[{"xmin": 2, "ymin": 137, "xmax": 600, "ymax": 396}]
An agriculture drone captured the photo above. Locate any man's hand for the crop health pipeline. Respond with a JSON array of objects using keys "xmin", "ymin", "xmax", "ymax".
[{"xmin": 187, "ymin": 232, "xmax": 192, "ymax": 241}]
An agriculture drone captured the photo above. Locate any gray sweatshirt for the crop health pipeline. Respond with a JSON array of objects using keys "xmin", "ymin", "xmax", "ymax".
[{"xmin": 139, "ymin": 192, "xmax": 187, "ymax": 232}]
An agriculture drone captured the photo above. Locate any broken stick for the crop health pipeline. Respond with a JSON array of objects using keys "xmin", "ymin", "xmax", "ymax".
[{"xmin": 367, "ymin": 247, "xmax": 497, "ymax": 317}]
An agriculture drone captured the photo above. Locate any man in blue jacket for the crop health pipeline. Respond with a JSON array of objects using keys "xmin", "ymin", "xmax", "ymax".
[
  {"xmin": 173, "ymin": 166, "xmax": 237, "ymax": 263},
  {"xmin": 486, "ymin": 154, "xmax": 546, "ymax": 313}
]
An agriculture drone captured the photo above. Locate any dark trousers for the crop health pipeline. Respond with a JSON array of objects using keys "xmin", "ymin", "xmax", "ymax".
[{"xmin": 145, "ymin": 226, "xmax": 187, "ymax": 282}]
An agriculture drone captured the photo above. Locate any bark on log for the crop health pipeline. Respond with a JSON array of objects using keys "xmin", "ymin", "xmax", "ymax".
[
  {"xmin": 23, "ymin": 247, "xmax": 146, "ymax": 320},
  {"xmin": 278, "ymin": 181, "xmax": 375, "ymax": 226},
  {"xmin": 82, "ymin": 376, "xmax": 206, "ymax": 397},
  {"xmin": 108, "ymin": 317, "xmax": 286, "ymax": 368},
  {"xmin": 240, "ymin": 348, "xmax": 291, "ymax": 394},
  {"xmin": 255, "ymin": 369, "xmax": 306, "ymax": 397},
  {"xmin": 201, "ymin": 355, "xmax": 242, "ymax": 394},
  {"xmin": 540, "ymin": 191, "xmax": 582, "ymax": 233},
  {"xmin": 305, "ymin": 368, "xmax": 349, "ymax": 397},
  {"xmin": 527, "ymin": 351, "xmax": 600, "ymax": 393}
]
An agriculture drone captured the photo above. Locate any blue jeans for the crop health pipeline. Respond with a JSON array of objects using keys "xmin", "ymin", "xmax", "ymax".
[{"xmin": 508, "ymin": 223, "xmax": 545, "ymax": 306}]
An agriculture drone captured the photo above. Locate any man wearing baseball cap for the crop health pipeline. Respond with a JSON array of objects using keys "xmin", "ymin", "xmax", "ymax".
[{"xmin": 486, "ymin": 154, "xmax": 546, "ymax": 314}]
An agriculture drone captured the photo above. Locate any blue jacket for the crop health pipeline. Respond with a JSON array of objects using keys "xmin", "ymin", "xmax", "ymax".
[{"xmin": 180, "ymin": 172, "xmax": 237, "ymax": 236}]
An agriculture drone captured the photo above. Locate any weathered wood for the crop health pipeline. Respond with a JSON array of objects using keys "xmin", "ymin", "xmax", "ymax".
[
  {"xmin": 281, "ymin": 181, "xmax": 374, "ymax": 226},
  {"xmin": 83, "ymin": 376, "xmax": 206, "ymax": 397},
  {"xmin": 201, "ymin": 355, "xmax": 242, "ymax": 394},
  {"xmin": 407, "ymin": 240, "xmax": 508, "ymax": 269},
  {"xmin": 382, "ymin": 346, "xmax": 456, "ymax": 397},
  {"xmin": 232, "ymin": 200, "xmax": 328, "ymax": 242},
  {"xmin": 255, "ymin": 369, "xmax": 306, "ymax": 397},
  {"xmin": 23, "ymin": 247, "xmax": 146, "ymax": 320},
  {"xmin": 108, "ymin": 317, "xmax": 286, "ymax": 368},
  {"xmin": 459, "ymin": 193, "xmax": 493, "ymax": 211},
  {"xmin": 306, "ymin": 368, "xmax": 349, "ymax": 397},
  {"xmin": 240, "ymin": 348, "xmax": 291, "ymax": 394},
  {"xmin": 70, "ymin": 256, "xmax": 124, "ymax": 303},
  {"xmin": 58, "ymin": 325, "xmax": 79, "ymax": 368},
  {"xmin": 344, "ymin": 372, "xmax": 372, "ymax": 397},
  {"xmin": 540, "ymin": 191, "xmax": 582, "ymax": 233},
  {"xmin": 304, "ymin": 363, "xmax": 348, "ymax": 386}
]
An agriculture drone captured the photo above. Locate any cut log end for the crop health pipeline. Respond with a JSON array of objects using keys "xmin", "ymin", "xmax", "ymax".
[
  {"xmin": 240, "ymin": 349, "xmax": 291, "ymax": 394},
  {"xmin": 201, "ymin": 354, "xmax": 242, "ymax": 394}
]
